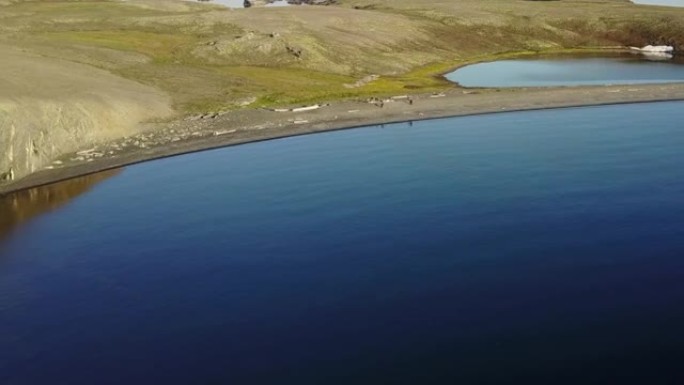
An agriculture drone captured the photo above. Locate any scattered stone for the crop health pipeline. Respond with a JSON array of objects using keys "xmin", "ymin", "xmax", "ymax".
[{"xmin": 286, "ymin": 45, "xmax": 303, "ymax": 58}]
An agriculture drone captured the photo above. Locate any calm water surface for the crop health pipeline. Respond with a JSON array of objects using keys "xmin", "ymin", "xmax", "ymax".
[
  {"xmin": 446, "ymin": 55, "xmax": 684, "ymax": 87},
  {"xmin": 1, "ymin": 102, "xmax": 684, "ymax": 384}
]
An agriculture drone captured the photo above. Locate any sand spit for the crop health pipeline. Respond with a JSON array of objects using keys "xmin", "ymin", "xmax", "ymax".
[{"xmin": 2, "ymin": 83, "xmax": 684, "ymax": 195}]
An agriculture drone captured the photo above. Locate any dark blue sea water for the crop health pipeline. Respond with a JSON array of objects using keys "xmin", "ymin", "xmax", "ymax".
[
  {"xmin": 446, "ymin": 56, "xmax": 684, "ymax": 87},
  {"xmin": 1, "ymin": 102, "xmax": 684, "ymax": 384}
]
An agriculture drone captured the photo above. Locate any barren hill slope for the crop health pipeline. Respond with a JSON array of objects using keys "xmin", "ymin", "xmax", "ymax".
[{"xmin": 0, "ymin": 45, "xmax": 172, "ymax": 182}]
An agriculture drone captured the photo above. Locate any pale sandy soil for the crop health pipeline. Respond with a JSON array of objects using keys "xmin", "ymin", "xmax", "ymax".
[{"xmin": 0, "ymin": 45, "xmax": 173, "ymax": 183}]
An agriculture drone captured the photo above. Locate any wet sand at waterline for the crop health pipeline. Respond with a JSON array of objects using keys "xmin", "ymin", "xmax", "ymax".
[{"xmin": 2, "ymin": 83, "xmax": 684, "ymax": 195}]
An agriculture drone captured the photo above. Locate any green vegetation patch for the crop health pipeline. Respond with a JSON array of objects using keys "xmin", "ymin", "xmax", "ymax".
[{"xmin": 2, "ymin": 0, "xmax": 684, "ymax": 114}]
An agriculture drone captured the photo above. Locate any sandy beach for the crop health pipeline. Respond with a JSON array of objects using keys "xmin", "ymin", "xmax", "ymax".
[{"xmin": 2, "ymin": 83, "xmax": 684, "ymax": 196}]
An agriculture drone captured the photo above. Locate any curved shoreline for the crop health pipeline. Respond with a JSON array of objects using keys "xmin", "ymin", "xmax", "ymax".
[{"xmin": 2, "ymin": 83, "xmax": 684, "ymax": 196}]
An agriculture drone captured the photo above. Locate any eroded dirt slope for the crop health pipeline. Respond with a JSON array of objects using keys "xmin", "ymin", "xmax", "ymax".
[{"xmin": 0, "ymin": 45, "xmax": 173, "ymax": 182}]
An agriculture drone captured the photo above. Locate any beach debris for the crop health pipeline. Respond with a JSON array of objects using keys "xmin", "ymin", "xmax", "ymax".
[
  {"xmin": 390, "ymin": 95, "xmax": 414, "ymax": 105},
  {"xmin": 291, "ymin": 104, "xmax": 321, "ymax": 112},
  {"xmin": 214, "ymin": 129, "xmax": 237, "ymax": 136},
  {"xmin": 271, "ymin": 104, "xmax": 324, "ymax": 112},
  {"xmin": 76, "ymin": 148, "xmax": 96, "ymax": 156},
  {"xmin": 293, "ymin": 120, "xmax": 309, "ymax": 124},
  {"xmin": 366, "ymin": 97, "xmax": 386, "ymax": 107},
  {"xmin": 348, "ymin": 109, "xmax": 360, "ymax": 113},
  {"xmin": 430, "ymin": 93, "xmax": 446, "ymax": 98}
]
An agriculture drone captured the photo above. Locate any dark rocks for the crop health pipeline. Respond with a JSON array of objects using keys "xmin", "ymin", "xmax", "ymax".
[
  {"xmin": 286, "ymin": 45, "xmax": 302, "ymax": 58},
  {"xmin": 1, "ymin": 168, "xmax": 14, "ymax": 182}
]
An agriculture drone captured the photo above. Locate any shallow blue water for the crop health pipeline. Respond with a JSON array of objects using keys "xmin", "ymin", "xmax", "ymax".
[
  {"xmin": 446, "ymin": 56, "xmax": 684, "ymax": 87},
  {"xmin": 1, "ymin": 102, "xmax": 684, "ymax": 384}
]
